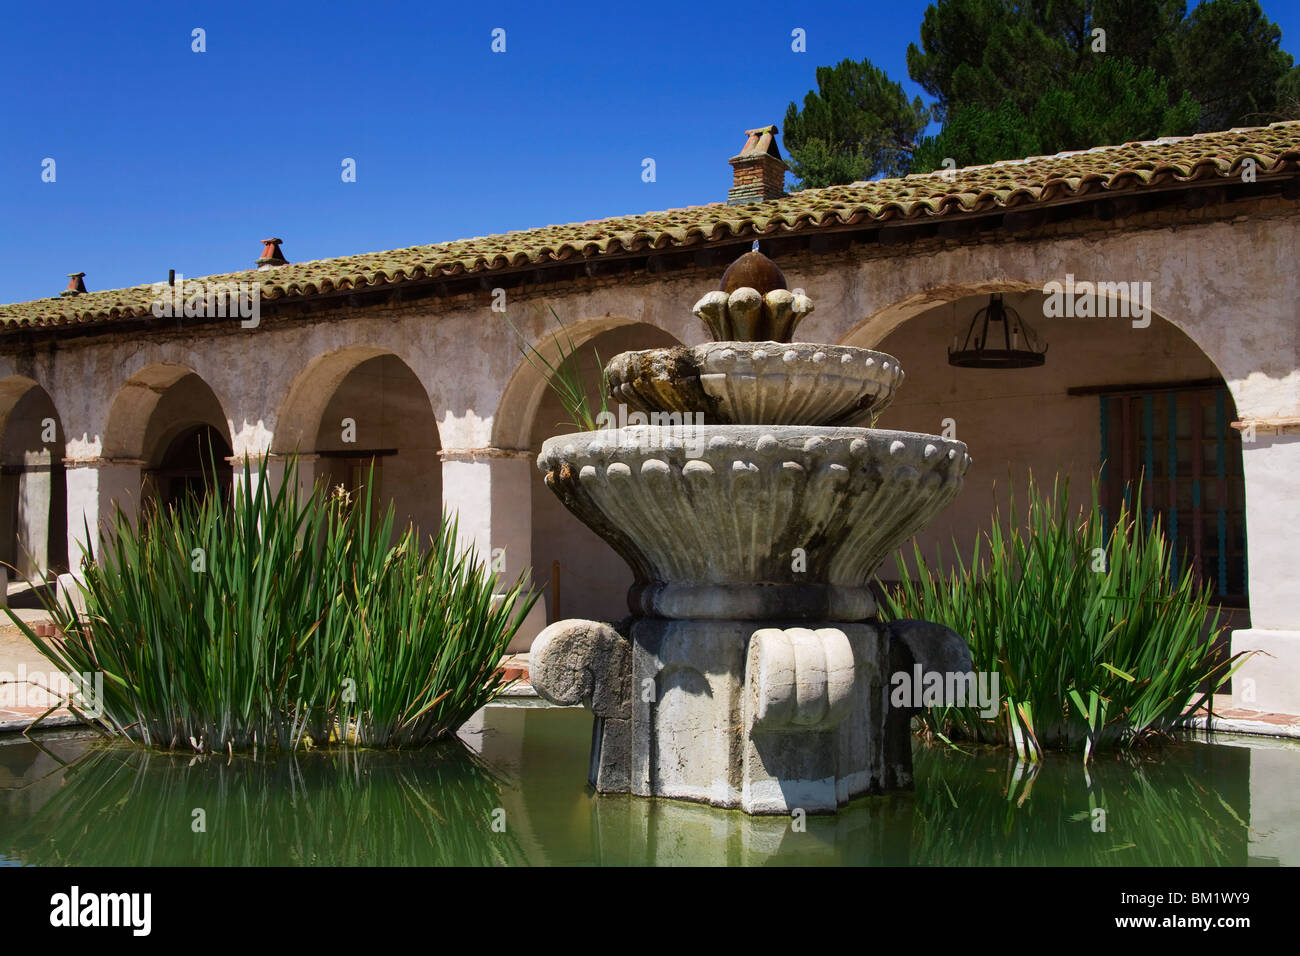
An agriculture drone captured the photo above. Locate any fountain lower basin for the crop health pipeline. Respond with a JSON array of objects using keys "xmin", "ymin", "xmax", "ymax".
[{"xmin": 540, "ymin": 425, "xmax": 970, "ymax": 620}]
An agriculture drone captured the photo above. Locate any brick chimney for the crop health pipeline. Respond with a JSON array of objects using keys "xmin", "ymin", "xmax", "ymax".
[
  {"xmin": 728, "ymin": 126, "xmax": 789, "ymax": 204},
  {"xmin": 257, "ymin": 238, "xmax": 288, "ymax": 269},
  {"xmin": 60, "ymin": 272, "xmax": 87, "ymax": 297}
]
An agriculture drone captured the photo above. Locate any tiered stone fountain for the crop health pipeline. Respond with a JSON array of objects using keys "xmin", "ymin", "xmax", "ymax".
[{"xmin": 530, "ymin": 249, "xmax": 974, "ymax": 815}]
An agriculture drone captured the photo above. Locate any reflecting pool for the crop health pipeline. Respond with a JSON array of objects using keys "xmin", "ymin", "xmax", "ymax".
[{"xmin": 1, "ymin": 702, "xmax": 1295, "ymax": 866}]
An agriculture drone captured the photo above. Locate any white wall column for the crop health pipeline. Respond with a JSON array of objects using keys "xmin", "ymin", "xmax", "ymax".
[
  {"xmin": 228, "ymin": 425, "xmax": 282, "ymax": 501},
  {"xmin": 64, "ymin": 457, "xmax": 142, "ymax": 569},
  {"xmin": 441, "ymin": 447, "xmax": 545, "ymax": 653},
  {"xmin": 224, "ymin": 449, "xmax": 322, "ymax": 505},
  {"xmin": 1232, "ymin": 430, "xmax": 1300, "ymax": 714},
  {"xmin": 16, "ymin": 461, "xmax": 52, "ymax": 578},
  {"xmin": 266, "ymin": 451, "xmax": 322, "ymax": 503},
  {"xmin": 0, "ymin": 469, "xmax": 16, "ymax": 576}
]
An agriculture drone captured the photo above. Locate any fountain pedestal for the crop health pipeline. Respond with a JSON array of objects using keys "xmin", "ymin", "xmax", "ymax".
[
  {"xmin": 530, "ymin": 251, "xmax": 974, "ymax": 814},
  {"xmin": 533, "ymin": 614, "xmax": 968, "ymax": 814}
]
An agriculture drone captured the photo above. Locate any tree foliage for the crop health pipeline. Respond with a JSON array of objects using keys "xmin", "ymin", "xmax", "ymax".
[
  {"xmin": 782, "ymin": 58, "xmax": 930, "ymax": 185},
  {"xmin": 1177, "ymin": 0, "xmax": 1295, "ymax": 129},
  {"xmin": 784, "ymin": 0, "xmax": 1297, "ymax": 188}
]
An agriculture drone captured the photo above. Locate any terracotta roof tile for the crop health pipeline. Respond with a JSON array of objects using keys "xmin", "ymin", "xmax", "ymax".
[{"xmin": 3, "ymin": 122, "xmax": 1297, "ymax": 331}]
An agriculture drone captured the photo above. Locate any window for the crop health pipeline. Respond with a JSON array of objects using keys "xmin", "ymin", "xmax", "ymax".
[
  {"xmin": 1096, "ymin": 383, "xmax": 1247, "ymax": 606},
  {"xmin": 150, "ymin": 424, "xmax": 233, "ymax": 512}
]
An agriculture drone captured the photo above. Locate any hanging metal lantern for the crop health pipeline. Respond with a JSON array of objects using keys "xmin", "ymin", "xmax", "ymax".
[{"xmin": 948, "ymin": 293, "xmax": 1047, "ymax": 369}]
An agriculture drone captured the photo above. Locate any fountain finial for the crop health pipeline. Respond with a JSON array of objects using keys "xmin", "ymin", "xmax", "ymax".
[
  {"xmin": 720, "ymin": 246, "xmax": 786, "ymax": 296},
  {"xmin": 694, "ymin": 246, "xmax": 813, "ymax": 342}
]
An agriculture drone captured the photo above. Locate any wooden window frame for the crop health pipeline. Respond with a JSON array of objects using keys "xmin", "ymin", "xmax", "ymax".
[{"xmin": 1072, "ymin": 380, "xmax": 1248, "ymax": 608}]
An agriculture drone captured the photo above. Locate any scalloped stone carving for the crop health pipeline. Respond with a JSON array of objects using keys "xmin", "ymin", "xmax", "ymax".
[{"xmin": 693, "ymin": 286, "xmax": 814, "ymax": 342}]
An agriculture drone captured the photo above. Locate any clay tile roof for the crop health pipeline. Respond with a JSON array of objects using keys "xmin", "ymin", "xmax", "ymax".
[{"xmin": 3, "ymin": 121, "xmax": 1297, "ymax": 331}]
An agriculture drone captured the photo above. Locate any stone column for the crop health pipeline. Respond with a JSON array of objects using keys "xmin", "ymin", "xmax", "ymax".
[
  {"xmin": 271, "ymin": 451, "xmax": 324, "ymax": 502},
  {"xmin": 226, "ymin": 425, "xmax": 277, "ymax": 501},
  {"xmin": 1232, "ymin": 429, "xmax": 1300, "ymax": 715},
  {"xmin": 227, "ymin": 454, "xmax": 271, "ymax": 501},
  {"xmin": 64, "ymin": 457, "xmax": 143, "ymax": 570},
  {"xmin": 0, "ymin": 468, "xmax": 17, "ymax": 573},
  {"xmin": 231, "ymin": 451, "xmax": 324, "ymax": 504},
  {"xmin": 440, "ymin": 447, "xmax": 546, "ymax": 652},
  {"xmin": 16, "ymin": 460, "xmax": 53, "ymax": 579}
]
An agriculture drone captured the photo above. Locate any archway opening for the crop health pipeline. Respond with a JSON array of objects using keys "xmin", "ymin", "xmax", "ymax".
[
  {"xmin": 107, "ymin": 368, "xmax": 236, "ymax": 515},
  {"xmin": 523, "ymin": 321, "xmax": 684, "ymax": 624},
  {"xmin": 0, "ymin": 378, "xmax": 68, "ymax": 583},
  {"xmin": 276, "ymin": 350, "xmax": 441, "ymax": 542},
  {"xmin": 862, "ymin": 289, "xmax": 1248, "ymax": 626},
  {"xmin": 153, "ymin": 424, "xmax": 234, "ymax": 512}
]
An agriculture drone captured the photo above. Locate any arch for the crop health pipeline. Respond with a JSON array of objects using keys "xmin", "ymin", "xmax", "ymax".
[
  {"xmin": 103, "ymin": 363, "xmax": 234, "ymax": 513},
  {"xmin": 839, "ymin": 281, "xmax": 1049, "ymax": 351},
  {"xmin": 0, "ymin": 376, "xmax": 68, "ymax": 581},
  {"xmin": 271, "ymin": 346, "xmax": 395, "ymax": 455},
  {"xmin": 837, "ymin": 277, "xmax": 1235, "ymax": 400},
  {"xmin": 272, "ymin": 346, "xmax": 442, "ymax": 540},
  {"xmin": 515, "ymin": 320, "xmax": 686, "ymax": 625},
  {"xmin": 793, "ymin": 216, "xmax": 1296, "ymax": 429},
  {"xmin": 103, "ymin": 363, "xmax": 225, "ymax": 459},
  {"xmin": 492, "ymin": 315, "xmax": 673, "ymax": 452},
  {"xmin": 863, "ymin": 286, "xmax": 1249, "ymax": 619},
  {"xmin": 0, "ymin": 376, "xmax": 59, "ymax": 441}
]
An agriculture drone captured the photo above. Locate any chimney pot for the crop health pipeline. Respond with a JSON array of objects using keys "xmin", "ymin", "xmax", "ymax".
[
  {"xmin": 257, "ymin": 237, "xmax": 288, "ymax": 269},
  {"xmin": 728, "ymin": 125, "xmax": 789, "ymax": 204},
  {"xmin": 60, "ymin": 272, "xmax": 87, "ymax": 297}
]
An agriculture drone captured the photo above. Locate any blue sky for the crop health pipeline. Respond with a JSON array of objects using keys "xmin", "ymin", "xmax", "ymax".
[{"xmin": 1, "ymin": 0, "xmax": 1297, "ymax": 304}]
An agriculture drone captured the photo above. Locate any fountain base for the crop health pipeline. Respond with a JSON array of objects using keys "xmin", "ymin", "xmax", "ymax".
[{"xmin": 531, "ymin": 616, "xmax": 970, "ymax": 814}]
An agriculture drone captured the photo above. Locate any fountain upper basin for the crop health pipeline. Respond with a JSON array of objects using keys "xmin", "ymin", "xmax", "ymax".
[
  {"xmin": 539, "ymin": 424, "xmax": 970, "ymax": 620},
  {"xmin": 604, "ymin": 342, "xmax": 903, "ymax": 427}
]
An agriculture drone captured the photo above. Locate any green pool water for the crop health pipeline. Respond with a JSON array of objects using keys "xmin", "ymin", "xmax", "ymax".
[{"xmin": 1, "ymin": 702, "xmax": 1295, "ymax": 866}]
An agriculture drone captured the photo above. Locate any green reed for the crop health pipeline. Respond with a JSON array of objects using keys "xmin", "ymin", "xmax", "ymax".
[
  {"xmin": 505, "ymin": 305, "xmax": 607, "ymax": 431},
  {"xmin": 4, "ymin": 456, "xmax": 536, "ymax": 752},
  {"xmin": 879, "ymin": 472, "xmax": 1250, "ymax": 759}
]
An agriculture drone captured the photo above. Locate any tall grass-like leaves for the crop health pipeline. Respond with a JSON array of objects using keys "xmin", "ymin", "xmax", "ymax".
[
  {"xmin": 878, "ymin": 472, "xmax": 1252, "ymax": 757},
  {"xmin": 4, "ymin": 456, "xmax": 536, "ymax": 752},
  {"xmin": 504, "ymin": 306, "xmax": 607, "ymax": 431},
  {"xmin": 346, "ymin": 510, "xmax": 538, "ymax": 747}
]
